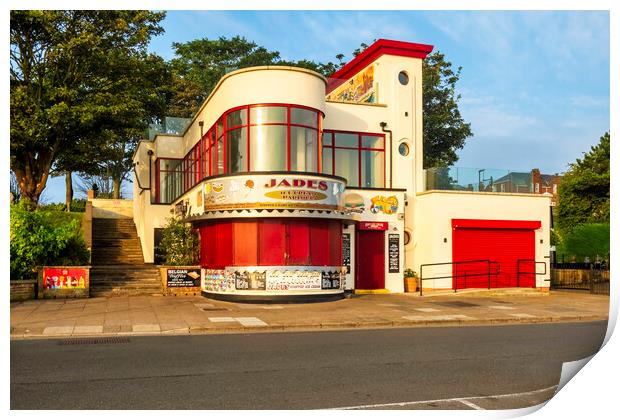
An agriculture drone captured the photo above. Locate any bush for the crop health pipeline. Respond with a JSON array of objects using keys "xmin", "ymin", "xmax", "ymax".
[
  {"xmin": 156, "ymin": 217, "xmax": 199, "ymax": 266},
  {"xmin": 39, "ymin": 199, "xmax": 86, "ymax": 213},
  {"xmin": 10, "ymin": 202, "xmax": 90, "ymax": 279}
]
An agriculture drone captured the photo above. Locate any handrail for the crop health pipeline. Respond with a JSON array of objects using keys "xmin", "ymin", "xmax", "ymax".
[
  {"xmin": 516, "ymin": 260, "xmax": 547, "ymax": 288},
  {"xmin": 419, "ymin": 260, "xmax": 500, "ymax": 296}
]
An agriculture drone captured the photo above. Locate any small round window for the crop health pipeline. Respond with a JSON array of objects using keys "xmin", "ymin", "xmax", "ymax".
[
  {"xmin": 398, "ymin": 71, "xmax": 409, "ymax": 85},
  {"xmin": 404, "ymin": 231, "xmax": 411, "ymax": 245},
  {"xmin": 399, "ymin": 142, "xmax": 410, "ymax": 156}
]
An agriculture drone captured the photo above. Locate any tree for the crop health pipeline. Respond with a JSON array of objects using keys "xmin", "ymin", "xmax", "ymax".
[
  {"xmin": 166, "ymin": 36, "xmax": 344, "ymax": 118},
  {"xmin": 10, "ymin": 10, "xmax": 166, "ymax": 205},
  {"xmin": 167, "ymin": 36, "xmax": 281, "ymax": 118},
  {"xmin": 422, "ymin": 51, "xmax": 473, "ymax": 168},
  {"xmin": 556, "ymin": 132, "xmax": 610, "ymax": 231}
]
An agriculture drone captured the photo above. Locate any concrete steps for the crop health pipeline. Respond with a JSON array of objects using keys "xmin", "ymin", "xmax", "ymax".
[
  {"xmin": 90, "ymin": 218, "xmax": 162, "ymax": 297},
  {"xmin": 89, "ymin": 265, "xmax": 163, "ymax": 297}
]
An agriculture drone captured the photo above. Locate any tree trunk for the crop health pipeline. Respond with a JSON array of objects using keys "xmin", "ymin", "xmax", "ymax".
[
  {"xmin": 12, "ymin": 156, "xmax": 54, "ymax": 208},
  {"xmin": 65, "ymin": 171, "xmax": 73, "ymax": 212},
  {"xmin": 112, "ymin": 177, "xmax": 121, "ymax": 199}
]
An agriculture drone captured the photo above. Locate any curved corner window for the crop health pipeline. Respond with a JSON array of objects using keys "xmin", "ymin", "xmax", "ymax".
[
  {"xmin": 161, "ymin": 104, "xmax": 322, "ymax": 203},
  {"xmin": 398, "ymin": 71, "xmax": 409, "ymax": 85}
]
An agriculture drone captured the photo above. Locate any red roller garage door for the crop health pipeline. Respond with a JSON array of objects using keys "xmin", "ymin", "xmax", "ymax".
[{"xmin": 452, "ymin": 219, "xmax": 541, "ymax": 289}]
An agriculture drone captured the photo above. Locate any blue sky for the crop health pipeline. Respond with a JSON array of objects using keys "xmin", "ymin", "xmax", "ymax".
[{"xmin": 41, "ymin": 10, "xmax": 610, "ymax": 203}]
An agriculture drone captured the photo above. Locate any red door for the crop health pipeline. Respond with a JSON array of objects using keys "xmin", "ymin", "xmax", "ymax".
[
  {"xmin": 452, "ymin": 219, "xmax": 539, "ymax": 289},
  {"xmin": 356, "ymin": 230, "xmax": 385, "ymax": 289}
]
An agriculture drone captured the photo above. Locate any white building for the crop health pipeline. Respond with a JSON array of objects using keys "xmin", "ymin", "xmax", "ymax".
[{"xmin": 132, "ymin": 39, "xmax": 551, "ymax": 302}]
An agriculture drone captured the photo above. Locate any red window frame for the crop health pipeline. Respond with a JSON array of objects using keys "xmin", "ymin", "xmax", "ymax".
[
  {"xmin": 321, "ymin": 129, "xmax": 386, "ymax": 188},
  {"xmin": 164, "ymin": 104, "xmax": 324, "ymax": 203}
]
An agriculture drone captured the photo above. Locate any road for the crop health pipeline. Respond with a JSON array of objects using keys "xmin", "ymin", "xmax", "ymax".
[{"xmin": 11, "ymin": 321, "xmax": 607, "ymax": 410}]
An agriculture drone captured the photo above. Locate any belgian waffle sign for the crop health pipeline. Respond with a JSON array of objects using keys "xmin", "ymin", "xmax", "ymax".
[{"xmin": 203, "ymin": 174, "xmax": 346, "ymax": 212}]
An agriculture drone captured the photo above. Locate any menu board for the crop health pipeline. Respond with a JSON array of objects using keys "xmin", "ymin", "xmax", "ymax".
[
  {"xmin": 342, "ymin": 233, "xmax": 351, "ymax": 274},
  {"xmin": 321, "ymin": 271, "xmax": 341, "ymax": 290},
  {"xmin": 167, "ymin": 268, "xmax": 201, "ymax": 287},
  {"xmin": 234, "ymin": 271, "xmax": 267, "ymax": 290},
  {"xmin": 388, "ymin": 234, "xmax": 400, "ymax": 273}
]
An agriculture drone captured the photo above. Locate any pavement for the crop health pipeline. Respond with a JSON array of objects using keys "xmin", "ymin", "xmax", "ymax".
[{"xmin": 10, "ymin": 289, "xmax": 610, "ymax": 339}]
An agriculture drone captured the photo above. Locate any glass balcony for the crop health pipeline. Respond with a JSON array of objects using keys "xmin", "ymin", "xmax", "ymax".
[{"xmin": 425, "ymin": 167, "xmax": 534, "ymax": 194}]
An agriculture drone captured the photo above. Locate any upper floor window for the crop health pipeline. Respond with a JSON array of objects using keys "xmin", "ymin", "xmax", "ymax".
[
  {"xmin": 321, "ymin": 130, "xmax": 385, "ymax": 188},
  {"xmin": 155, "ymin": 104, "xmax": 322, "ymax": 203}
]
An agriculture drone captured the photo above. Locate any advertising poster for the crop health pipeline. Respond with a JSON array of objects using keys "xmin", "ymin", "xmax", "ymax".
[
  {"xmin": 342, "ymin": 233, "xmax": 351, "ymax": 274},
  {"xmin": 234, "ymin": 271, "xmax": 267, "ymax": 290},
  {"xmin": 266, "ymin": 270, "xmax": 322, "ymax": 291},
  {"xmin": 167, "ymin": 268, "xmax": 201, "ymax": 287},
  {"xmin": 42, "ymin": 268, "xmax": 87, "ymax": 289},
  {"xmin": 388, "ymin": 234, "xmax": 400, "ymax": 273},
  {"xmin": 327, "ymin": 65, "xmax": 376, "ymax": 103}
]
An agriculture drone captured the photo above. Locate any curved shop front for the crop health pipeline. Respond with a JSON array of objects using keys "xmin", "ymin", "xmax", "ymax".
[{"xmin": 182, "ymin": 172, "xmax": 352, "ymax": 302}]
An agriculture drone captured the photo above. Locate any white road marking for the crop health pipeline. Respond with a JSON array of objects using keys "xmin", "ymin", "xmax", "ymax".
[
  {"xmin": 457, "ymin": 399, "xmax": 484, "ymax": 410},
  {"xmin": 413, "ymin": 308, "xmax": 441, "ymax": 312},
  {"xmin": 208, "ymin": 317, "xmax": 236, "ymax": 322},
  {"xmin": 236, "ymin": 317, "xmax": 268, "ymax": 327},
  {"xmin": 510, "ymin": 313, "xmax": 537, "ymax": 318},
  {"xmin": 322, "ymin": 385, "xmax": 558, "ymax": 410},
  {"xmin": 378, "ymin": 303, "xmax": 401, "ymax": 307},
  {"xmin": 260, "ymin": 305, "xmax": 284, "ymax": 309},
  {"xmin": 489, "ymin": 305, "xmax": 515, "ymax": 310},
  {"xmin": 402, "ymin": 314, "xmax": 475, "ymax": 321}
]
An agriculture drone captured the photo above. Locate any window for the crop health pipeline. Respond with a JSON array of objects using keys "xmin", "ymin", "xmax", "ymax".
[
  {"xmin": 398, "ymin": 142, "xmax": 410, "ymax": 156},
  {"xmin": 156, "ymin": 104, "xmax": 322, "ymax": 203},
  {"xmin": 250, "ymin": 125, "xmax": 287, "ymax": 171},
  {"xmin": 398, "ymin": 71, "xmax": 409, "ymax": 85},
  {"xmin": 290, "ymin": 127, "xmax": 317, "ymax": 172},
  {"xmin": 535, "ymin": 183, "xmax": 540, "ymax": 193},
  {"xmin": 226, "ymin": 127, "xmax": 247, "ymax": 173},
  {"xmin": 156, "ymin": 158, "xmax": 183, "ymax": 203},
  {"xmin": 322, "ymin": 130, "xmax": 385, "ymax": 188}
]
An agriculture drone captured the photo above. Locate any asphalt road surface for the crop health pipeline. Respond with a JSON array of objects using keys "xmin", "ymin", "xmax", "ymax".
[{"xmin": 11, "ymin": 321, "xmax": 607, "ymax": 410}]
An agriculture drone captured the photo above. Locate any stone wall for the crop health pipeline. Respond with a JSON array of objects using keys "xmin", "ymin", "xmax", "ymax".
[{"xmin": 10, "ymin": 280, "xmax": 37, "ymax": 301}]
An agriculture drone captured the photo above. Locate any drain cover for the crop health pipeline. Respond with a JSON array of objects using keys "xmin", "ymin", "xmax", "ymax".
[
  {"xmin": 433, "ymin": 301, "xmax": 480, "ymax": 308},
  {"xmin": 58, "ymin": 337, "xmax": 131, "ymax": 345}
]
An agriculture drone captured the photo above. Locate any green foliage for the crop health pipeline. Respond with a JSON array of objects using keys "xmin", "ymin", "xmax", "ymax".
[
  {"xmin": 166, "ymin": 36, "xmax": 344, "ymax": 118},
  {"xmin": 156, "ymin": 218, "xmax": 200, "ymax": 266},
  {"xmin": 404, "ymin": 268, "xmax": 417, "ymax": 278},
  {"xmin": 555, "ymin": 223, "xmax": 610, "ymax": 263},
  {"xmin": 10, "ymin": 10, "xmax": 167, "ymax": 204},
  {"xmin": 422, "ymin": 51, "xmax": 473, "ymax": 168},
  {"xmin": 39, "ymin": 199, "xmax": 86, "ymax": 213},
  {"xmin": 556, "ymin": 132, "xmax": 610, "ymax": 231},
  {"xmin": 10, "ymin": 201, "xmax": 90, "ymax": 279}
]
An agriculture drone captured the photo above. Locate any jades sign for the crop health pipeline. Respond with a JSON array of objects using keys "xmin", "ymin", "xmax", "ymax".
[{"xmin": 203, "ymin": 174, "xmax": 346, "ymax": 212}]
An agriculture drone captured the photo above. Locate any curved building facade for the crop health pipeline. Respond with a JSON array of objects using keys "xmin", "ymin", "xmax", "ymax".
[{"xmin": 133, "ymin": 39, "xmax": 552, "ymax": 302}]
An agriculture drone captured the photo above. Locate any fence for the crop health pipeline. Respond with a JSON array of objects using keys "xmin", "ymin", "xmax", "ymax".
[{"xmin": 550, "ymin": 267, "xmax": 610, "ymax": 295}]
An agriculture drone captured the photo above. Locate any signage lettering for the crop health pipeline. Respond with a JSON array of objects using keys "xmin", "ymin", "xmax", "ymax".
[{"xmin": 265, "ymin": 178, "xmax": 328, "ymax": 191}]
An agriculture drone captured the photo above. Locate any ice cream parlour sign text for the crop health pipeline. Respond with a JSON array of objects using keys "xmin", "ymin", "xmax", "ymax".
[{"xmin": 203, "ymin": 174, "xmax": 346, "ymax": 211}]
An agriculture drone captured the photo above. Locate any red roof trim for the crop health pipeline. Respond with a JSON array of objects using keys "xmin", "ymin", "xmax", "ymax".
[
  {"xmin": 326, "ymin": 39, "xmax": 434, "ymax": 94},
  {"xmin": 452, "ymin": 219, "xmax": 542, "ymax": 230}
]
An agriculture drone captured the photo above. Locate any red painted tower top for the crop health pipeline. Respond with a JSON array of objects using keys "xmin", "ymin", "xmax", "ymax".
[{"xmin": 326, "ymin": 39, "xmax": 434, "ymax": 94}]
